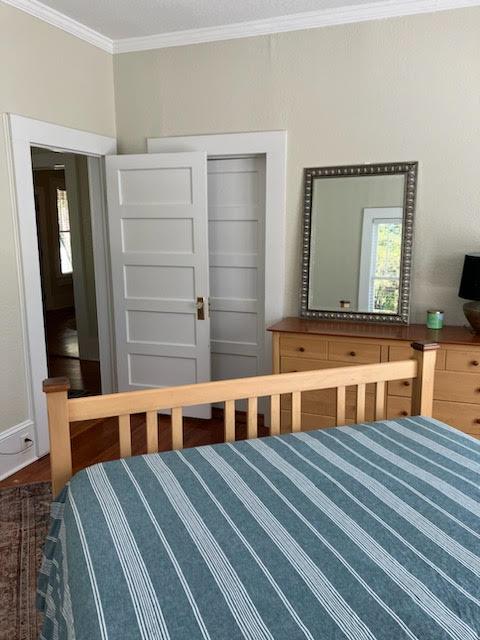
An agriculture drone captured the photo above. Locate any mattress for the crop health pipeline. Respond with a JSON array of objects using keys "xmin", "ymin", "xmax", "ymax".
[{"xmin": 38, "ymin": 417, "xmax": 480, "ymax": 639}]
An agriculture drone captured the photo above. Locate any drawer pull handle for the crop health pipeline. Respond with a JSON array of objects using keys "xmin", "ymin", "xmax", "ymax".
[
  {"xmin": 298, "ymin": 347, "xmax": 305, "ymax": 352},
  {"xmin": 403, "ymin": 381, "xmax": 410, "ymax": 387},
  {"xmin": 349, "ymin": 351, "xmax": 357, "ymax": 357},
  {"xmin": 400, "ymin": 411, "xmax": 408, "ymax": 416},
  {"xmin": 475, "ymin": 419, "xmax": 480, "ymax": 424},
  {"xmin": 472, "ymin": 360, "xmax": 479, "ymax": 366}
]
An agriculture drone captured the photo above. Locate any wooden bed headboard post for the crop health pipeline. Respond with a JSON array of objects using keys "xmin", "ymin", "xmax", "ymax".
[
  {"xmin": 43, "ymin": 377, "xmax": 71, "ymax": 495},
  {"xmin": 411, "ymin": 341, "xmax": 439, "ymax": 417}
]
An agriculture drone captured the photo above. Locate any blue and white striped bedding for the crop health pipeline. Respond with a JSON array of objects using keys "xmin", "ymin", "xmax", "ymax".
[{"xmin": 38, "ymin": 417, "xmax": 480, "ymax": 639}]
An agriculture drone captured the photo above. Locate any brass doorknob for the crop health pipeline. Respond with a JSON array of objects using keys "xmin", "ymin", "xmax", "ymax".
[
  {"xmin": 349, "ymin": 351, "xmax": 356, "ymax": 357},
  {"xmin": 298, "ymin": 347, "xmax": 305, "ymax": 352},
  {"xmin": 403, "ymin": 381, "xmax": 410, "ymax": 387},
  {"xmin": 472, "ymin": 360, "xmax": 479, "ymax": 366}
]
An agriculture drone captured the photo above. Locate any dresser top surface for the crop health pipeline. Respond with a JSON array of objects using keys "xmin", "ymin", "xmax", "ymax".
[{"xmin": 267, "ymin": 317, "xmax": 480, "ymax": 346}]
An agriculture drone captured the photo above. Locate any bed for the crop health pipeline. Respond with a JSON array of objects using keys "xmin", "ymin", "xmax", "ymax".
[{"xmin": 37, "ymin": 342, "xmax": 480, "ymax": 639}]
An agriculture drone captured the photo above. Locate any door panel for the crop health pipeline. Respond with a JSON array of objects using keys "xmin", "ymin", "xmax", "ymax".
[
  {"xmin": 208, "ymin": 157, "xmax": 266, "ymax": 410},
  {"xmin": 106, "ymin": 152, "xmax": 211, "ymax": 418}
]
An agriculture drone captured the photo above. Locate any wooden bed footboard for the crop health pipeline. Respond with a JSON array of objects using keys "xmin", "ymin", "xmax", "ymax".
[{"xmin": 43, "ymin": 341, "xmax": 438, "ymax": 494}]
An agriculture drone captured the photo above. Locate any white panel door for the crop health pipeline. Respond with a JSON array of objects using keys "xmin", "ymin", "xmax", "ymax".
[
  {"xmin": 105, "ymin": 152, "xmax": 211, "ymax": 418},
  {"xmin": 208, "ymin": 157, "xmax": 266, "ymax": 410}
]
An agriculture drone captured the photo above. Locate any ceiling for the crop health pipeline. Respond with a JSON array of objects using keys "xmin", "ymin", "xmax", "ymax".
[
  {"xmin": 4, "ymin": 0, "xmax": 478, "ymax": 52},
  {"xmin": 28, "ymin": 0, "xmax": 375, "ymax": 39}
]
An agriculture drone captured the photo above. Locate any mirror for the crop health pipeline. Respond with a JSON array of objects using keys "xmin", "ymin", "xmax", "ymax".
[{"xmin": 301, "ymin": 162, "xmax": 417, "ymax": 324}]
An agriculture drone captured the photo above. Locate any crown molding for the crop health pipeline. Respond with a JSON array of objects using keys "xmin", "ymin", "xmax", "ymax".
[
  {"xmin": 114, "ymin": 0, "xmax": 480, "ymax": 53},
  {"xmin": 3, "ymin": 0, "xmax": 479, "ymax": 55},
  {"xmin": 2, "ymin": 0, "xmax": 113, "ymax": 52}
]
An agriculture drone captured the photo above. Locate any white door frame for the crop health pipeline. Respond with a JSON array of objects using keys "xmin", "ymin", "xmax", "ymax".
[
  {"xmin": 147, "ymin": 131, "xmax": 287, "ymax": 377},
  {"xmin": 5, "ymin": 114, "xmax": 116, "ymax": 458}
]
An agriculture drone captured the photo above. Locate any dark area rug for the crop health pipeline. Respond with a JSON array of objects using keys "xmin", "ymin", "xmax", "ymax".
[{"xmin": 0, "ymin": 482, "xmax": 52, "ymax": 640}]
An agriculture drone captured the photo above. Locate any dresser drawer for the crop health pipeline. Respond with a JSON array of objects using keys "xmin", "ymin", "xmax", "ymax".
[
  {"xmin": 282, "ymin": 388, "xmax": 375, "ymax": 420},
  {"xmin": 328, "ymin": 341, "xmax": 381, "ymax": 364},
  {"xmin": 433, "ymin": 400, "xmax": 480, "ymax": 437},
  {"xmin": 279, "ymin": 334, "xmax": 327, "ymax": 359},
  {"xmin": 388, "ymin": 345, "xmax": 445, "ymax": 397},
  {"xmin": 281, "ymin": 356, "xmax": 337, "ymax": 373},
  {"xmin": 435, "ymin": 371, "xmax": 480, "ymax": 404},
  {"xmin": 386, "ymin": 396, "xmax": 412, "ymax": 419},
  {"xmin": 387, "ymin": 396, "xmax": 480, "ymax": 438},
  {"xmin": 280, "ymin": 357, "xmax": 375, "ymax": 393},
  {"xmin": 388, "ymin": 378, "xmax": 414, "ymax": 398},
  {"xmin": 388, "ymin": 345, "xmax": 445, "ymax": 369},
  {"xmin": 445, "ymin": 349, "xmax": 480, "ymax": 373}
]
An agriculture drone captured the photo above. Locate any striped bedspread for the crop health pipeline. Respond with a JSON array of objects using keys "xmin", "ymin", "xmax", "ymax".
[{"xmin": 38, "ymin": 417, "xmax": 480, "ymax": 640}]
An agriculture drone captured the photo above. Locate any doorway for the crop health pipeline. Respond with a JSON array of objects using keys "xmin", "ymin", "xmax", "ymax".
[
  {"xmin": 147, "ymin": 130, "xmax": 287, "ymax": 388},
  {"xmin": 31, "ymin": 148, "xmax": 101, "ymax": 397},
  {"xmin": 7, "ymin": 116, "xmax": 285, "ymax": 466},
  {"xmin": 7, "ymin": 114, "xmax": 116, "ymax": 463}
]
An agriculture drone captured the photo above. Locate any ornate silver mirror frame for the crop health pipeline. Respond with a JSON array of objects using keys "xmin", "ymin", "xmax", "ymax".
[{"xmin": 300, "ymin": 161, "xmax": 417, "ymax": 324}]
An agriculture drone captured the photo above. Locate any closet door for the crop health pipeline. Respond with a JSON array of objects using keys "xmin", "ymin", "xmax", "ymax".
[
  {"xmin": 105, "ymin": 152, "xmax": 211, "ymax": 418},
  {"xmin": 208, "ymin": 157, "xmax": 266, "ymax": 398}
]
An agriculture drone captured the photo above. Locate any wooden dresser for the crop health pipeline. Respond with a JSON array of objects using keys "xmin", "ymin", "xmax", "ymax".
[{"xmin": 268, "ymin": 318, "xmax": 480, "ymax": 438}]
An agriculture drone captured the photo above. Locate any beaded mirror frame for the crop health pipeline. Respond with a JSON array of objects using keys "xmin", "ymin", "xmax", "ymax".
[{"xmin": 300, "ymin": 161, "xmax": 418, "ymax": 324}]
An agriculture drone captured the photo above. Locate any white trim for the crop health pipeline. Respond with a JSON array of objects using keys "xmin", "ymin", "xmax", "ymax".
[
  {"xmin": 87, "ymin": 156, "xmax": 116, "ymax": 393},
  {"xmin": 0, "ymin": 419, "xmax": 38, "ymax": 481},
  {"xmin": 147, "ymin": 131, "xmax": 287, "ymax": 384},
  {"xmin": 5, "ymin": 114, "xmax": 116, "ymax": 463},
  {"xmin": 114, "ymin": 0, "xmax": 480, "ymax": 53},
  {"xmin": 2, "ymin": 0, "xmax": 113, "ymax": 52},
  {"xmin": 3, "ymin": 0, "xmax": 478, "ymax": 54}
]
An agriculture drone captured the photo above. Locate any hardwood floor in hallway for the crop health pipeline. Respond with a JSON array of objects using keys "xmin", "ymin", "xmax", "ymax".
[{"xmin": 46, "ymin": 307, "xmax": 101, "ymax": 396}]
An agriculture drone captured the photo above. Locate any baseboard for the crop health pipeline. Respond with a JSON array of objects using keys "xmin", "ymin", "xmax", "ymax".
[{"xmin": 0, "ymin": 419, "xmax": 38, "ymax": 481}]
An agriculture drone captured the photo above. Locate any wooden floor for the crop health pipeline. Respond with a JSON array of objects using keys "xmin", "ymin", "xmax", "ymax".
[
  {"xmin": 0, "ymin": 410, "xmax": 267, "ymax": 489},
  {"xmin": 46, "ymin": 307, "xmax": 101, "ymax": 395}
]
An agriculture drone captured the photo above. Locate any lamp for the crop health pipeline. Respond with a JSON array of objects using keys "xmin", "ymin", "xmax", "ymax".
[{"xmin": 459, "ymin": 253, "xmax": 480, "ymax": 332}]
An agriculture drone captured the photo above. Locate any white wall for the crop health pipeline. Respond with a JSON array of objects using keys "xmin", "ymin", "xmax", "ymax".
[
  {"xmin": 114, "ymin": 6, "xmax": 480, "ymax": 327},
  {"xmin": 0, "ymin": 3, "xmax": 115, "ymax": 433}
]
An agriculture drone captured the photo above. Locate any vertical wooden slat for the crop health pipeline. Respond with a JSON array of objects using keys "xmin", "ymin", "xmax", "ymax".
[
  {"xmin": 356, "ymin": 384, "xmax": 366, "ymax": 423},
  {"xmin": 118, "ymin": 414, "xmax": 131, "ymax": 457},
  {"xmin": 375, "ymin": 381, "xmax": 386, "ymax": 420},
  {"xmin": 247, "ymin": 397, "xmax": 258, "ymax": 439},
  {"xmin": 224, "ymin": 400, "xmax": 235, "ymax": 443},
  {"xmin": 43, "ymin": 378, "xmax": 72, "ymax": 496},
  {"xmin": 270, "ymin": 394, "xmax": 280, "ymax": 435},
  {"xmin": 171, "ymin": 407, "xmax": 183, "ymax": 449},
  {"xmin": 291, "ymin": 391, "xmax": 301, "ymax": 432},
  {"xmin": 146, "ymin": 410, "xmax": 158, "ymax": 453},
  {"xmin": 336, "ymin": 386, "xmax": 346, "ymax": 426},
  {"xmin": 411, "ymin": 342, "xmax": 439, "ymax": 417}
]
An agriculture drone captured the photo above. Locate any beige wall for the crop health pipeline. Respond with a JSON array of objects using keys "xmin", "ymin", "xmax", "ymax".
[
  {"xmin": 114, "ymin": 7, "xmax": 480, "ymax": 328},
  {"xmin": 0, "ymin": 3, "xmax": 115, "ymax": 431}
]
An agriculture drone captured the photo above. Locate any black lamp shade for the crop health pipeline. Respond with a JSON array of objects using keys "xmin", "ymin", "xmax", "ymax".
[{"xmin": 459, "ymin": 254, "xmax": 480, "ymax": 301}]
